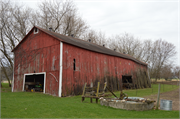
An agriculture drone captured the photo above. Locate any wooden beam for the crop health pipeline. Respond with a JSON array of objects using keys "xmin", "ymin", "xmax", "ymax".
[
  {"xmin": 82, "ymin": 83, "xmax": 87, "ymax": 96},
  {"xmin": 96, "ymin": 82, "xmax": 100, "ymax": 97},
  {"xmin": 106, "ymin": 86, "xmax": 118, "ymax": 98},
  {"xmin": 156, "ymin": 83, "xmax": 161, "ymax": 110},
  {"xmin": 103, "ymin": 82, "xmax": 107, "ymax": 93}
]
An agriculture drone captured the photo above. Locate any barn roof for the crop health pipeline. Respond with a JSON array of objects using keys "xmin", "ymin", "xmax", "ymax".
[{"xmin": 12, "ymin": 26, "xmax": 147, "ymax": 66}]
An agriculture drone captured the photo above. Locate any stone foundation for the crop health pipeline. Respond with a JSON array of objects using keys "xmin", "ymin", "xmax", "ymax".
[{"xmin": 100, "ymin": 98, "xmax": 154, "ymax": 111}]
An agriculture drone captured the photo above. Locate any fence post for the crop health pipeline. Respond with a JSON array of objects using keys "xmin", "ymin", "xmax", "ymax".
[
  {"xmin": 156, "ymin": 83, "xmax": 161, "ymax": 110},
  {"xmin": 163, "ymin": 84, "xmax": 164, "ymax": 91}
]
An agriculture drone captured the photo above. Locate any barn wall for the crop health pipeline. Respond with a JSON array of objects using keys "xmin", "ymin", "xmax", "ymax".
[
  {"xmin": 62, "ymin": 43, "xmax": 149, "ymax": 96},
  {"xmin": 13, "ymin": 30, "xmax": 60, "ymax": 96},
  {"xmin": 13, "ymin": 28, "xmax": 149, "ymax": 97}
]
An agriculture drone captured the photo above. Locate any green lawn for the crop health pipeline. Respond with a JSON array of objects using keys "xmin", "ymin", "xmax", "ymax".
[
  {"xmin": 1, "ymin": 83, "xmax": 11, "ymax": 92},
  {"xmin": 114, "ymin": 83, "xmax": 179, "ymax": 97},
  {"xmin": 1, "ymin": 83, "xmax": 179, "ymax": 118}
]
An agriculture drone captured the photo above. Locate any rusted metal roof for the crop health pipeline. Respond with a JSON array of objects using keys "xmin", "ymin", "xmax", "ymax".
[{"xmin": 13, "ymin": 26, "xmax": 147, "ymax": 66}]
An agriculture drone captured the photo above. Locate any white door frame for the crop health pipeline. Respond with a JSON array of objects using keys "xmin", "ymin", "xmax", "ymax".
[{"xmin": 23, "ymin": 72, "xmax": 46, "ymax": 93}]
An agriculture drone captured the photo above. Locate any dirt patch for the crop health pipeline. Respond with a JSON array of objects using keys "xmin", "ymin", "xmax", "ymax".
[{"xmin": 144, "ymin": 87, "xmax": 179, "ymax": 111}]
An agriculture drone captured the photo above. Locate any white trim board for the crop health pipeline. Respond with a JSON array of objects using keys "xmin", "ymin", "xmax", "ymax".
[
  {"xmin": 22, "ymin": 72, "xmax": 46, "ymax": 93},
  {"xmin": 59, "ymin": 41, "xmax": 63, "ymax": 97}
]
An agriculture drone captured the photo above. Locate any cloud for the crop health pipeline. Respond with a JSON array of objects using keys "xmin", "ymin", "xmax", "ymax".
[{"xmin": 75, "ymin": 1, "xmax": 179, "ymax": 65}]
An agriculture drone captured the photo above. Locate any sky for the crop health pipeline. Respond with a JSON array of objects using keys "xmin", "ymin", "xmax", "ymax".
[{"xmin": 16, "ymin": 0, "xmax": 179, "ymax": 66}]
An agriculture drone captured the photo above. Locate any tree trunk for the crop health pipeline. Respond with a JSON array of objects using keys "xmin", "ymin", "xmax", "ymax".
[
  {"xmin": 1, "ymin": 62, "xmax": 11, "ymax": 87},
  {"xmin": 155, "ymin": 76, "xmax": 158, "ymax": 83}
]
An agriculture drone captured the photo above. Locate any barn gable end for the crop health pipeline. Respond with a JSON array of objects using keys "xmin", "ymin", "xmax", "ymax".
[{"xmin": 13, "ymin": 27, "xmax": 60, "ymax": 96}]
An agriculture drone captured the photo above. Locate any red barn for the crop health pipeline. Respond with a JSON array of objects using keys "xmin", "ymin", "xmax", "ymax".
[{"xmin": 12, "ymin": 26, "xmax": 150, "ymax": 97}]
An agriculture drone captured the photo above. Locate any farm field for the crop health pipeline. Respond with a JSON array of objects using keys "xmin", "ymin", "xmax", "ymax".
[
  {"xmin": 1, "ymin": 83, "xmax": 179, "ymax": 118},
  {"xmin": 151, "ymin": 78, "xmax": 180, "ymax": 82}
]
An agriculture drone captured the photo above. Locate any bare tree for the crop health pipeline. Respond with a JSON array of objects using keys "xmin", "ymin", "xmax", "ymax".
[
  {"xmin": 136, "ymin": 40, "xmax": 153, "ymax": 62},
  {"xmin": 82, "ymin": 29, "xmax": 107, "ymax": 46},
  {"xmin": 0, "ymin": 0, "xmax": 14, "ymax": 87},
  {"xmin": 160, "ymin": 64, "xmax": 173, "ymax": 81},
  {"xmin": 36, "ymin": 0, "xmax": 89, "ymax": 38},
  {"xmin": 149, "ymin": 39, "xmax": 177, "ymax": 81},
  {"xmin": 0, "ymin": 57, "xmax": 12, "ymax": 87},
  {"xmin": 0, "ymin": 0, "xmax": 34, "ymax": 87},
  {"xmin": 173, "ymin": 66, "xmax": 180, "ymax": 79},
  {"xmin": 108, "ymin": 33, "xmax": 142, "ymax": 57}
]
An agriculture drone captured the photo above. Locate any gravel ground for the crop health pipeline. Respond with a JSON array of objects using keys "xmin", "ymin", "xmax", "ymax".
[{"xmin": 144, "ymin": 81, "xmax": 179, "ymax": 111}]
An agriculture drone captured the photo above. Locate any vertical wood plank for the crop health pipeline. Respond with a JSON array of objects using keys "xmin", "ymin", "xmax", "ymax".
[
  {"xmin": 90, "ymin": 98, "xmax": 92, "ymax": 103},
  {"xmin": 96, "ymin": 98, "xmax": 98, "ymax": 103},
  {"xmin": 96, "ymin": 82, "xmax": 100, "ymax": 97},
  {"xmin": 82, "ymin": 83, "xmax": 87, "ymax": 96},
  {"xmin": 103, "ymin": 82, "xmax": 107, "ymax": 93}
]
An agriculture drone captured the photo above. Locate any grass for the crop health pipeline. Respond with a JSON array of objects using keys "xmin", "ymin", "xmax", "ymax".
[
  {"xmin": 114, "ymin": 83, "xmax": 179, "ymax": 97},
  {"xmin": 1, "ymin": 83, "xmax": 11, "ymax": 92},
  {"xmin": 1, "ymin": 83, "xmax": 179, "ymax": 118}
]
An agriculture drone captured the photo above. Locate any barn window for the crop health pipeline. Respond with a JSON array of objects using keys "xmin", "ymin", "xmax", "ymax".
[
  {"xmin": 122, "ymin": 75, "xmax": 133, "ymax": 89},
  {"xmin": 73, "ymin": 59, "xmax": 76, "ymax": 71},
  {"xmin": 34, "ymin": 28, "xmax": 39, "ymax": 34}
]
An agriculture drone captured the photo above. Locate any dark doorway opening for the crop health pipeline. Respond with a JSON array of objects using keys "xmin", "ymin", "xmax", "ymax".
[
  {"xmin": 122, "ymin": 75, "xmax": 133, "ymax": 89},
  {"xmin": 24, "ymin": 74, "xmax": 44, "ymax": 92}
]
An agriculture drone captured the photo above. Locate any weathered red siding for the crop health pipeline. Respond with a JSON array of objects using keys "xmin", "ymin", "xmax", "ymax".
[
  {"xmin": 13, "ymin": 30, "xmax": 60, "ymax": 96},
  {"xmin": 61, "ymin": 43, "xmax": 148, "ymax": 96}
]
